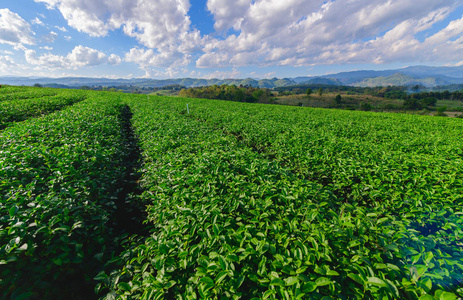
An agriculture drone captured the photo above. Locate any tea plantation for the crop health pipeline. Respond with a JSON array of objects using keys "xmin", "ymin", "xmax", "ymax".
[{"xmin": 0, "ymin": 87, "xmax": 462, "ymax": 299}]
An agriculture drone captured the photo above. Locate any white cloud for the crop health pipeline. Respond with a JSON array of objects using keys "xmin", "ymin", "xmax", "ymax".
[
  {"xmin": 335, "ymin": 13, "xmax": 463, "ymax": 65},
  {"xmin": 25, "ymin": 45, "xmax": 121, "ymax": 69},
  {"xmin": 414, "ymin": 7, "xmax": 451, "ymax": 33},
  {"xmin": 35, "ymin": 0, "xmax": 203, "ymax": 49},
  {"xmin": 40, "ymin": 46, "xmax": 53, "ymax": 50},
  {"xmin": 250, "ymin": 71, "xmax": 277, "ymax": 79},
  {"xmin": 424, "ymin": 16, "xmax": 463, "ymax": 45},
  {"xmin": 55, "ymin": 25, "xmax": 67, "ymax": 32},
  {"xmin": 35, "ymin": 0, "xmax": 206, "ymax": 71},
  {"xmin": 67, "ymin": 45, "xmax": 112, "ymax": 67},
  {"xmin": 130, "ymin": 65, "xmax": 183, "ymax": 79},
  {"xmin": 200, "ymin": 67, "xmax": 241, "ymax": 79},
  {"xmin": 125, "ymin": 47, "xmax": 192, "ymax": 77},
  {"xmin": 0, "ymin": 55, "xmax": 17, "ymax": 72},
  {"xmin": 0, "ymin": 9, "xmax": 35, "ymax": 46},
  {"xmin": 108, "ymin": 54, "xmax": 121, "ymax": 65},
  {"xmin": 32, "ymin": 0, "xmax": 463, "ymax": 73},
  {"xmin": 422, "ymin": 16, "xmax": 463, "ymax": 62},
  {"xmin": 0, "ymin": 55, "xmax": 34, "ymax": 76},
  {"xmin": 198, "ymin": 0, "xmax": 461, "ymax": 68},
  {"xmin": 207, "ymin": 0, "xmax": 251, "ymax": 31},
  {"xmin": 34, "ymin": 0, "xmax": 112, "ymax": 36},
  {"xmin": 43, "ymin": 31, "xmax": 58, "ymax": 43},
  {"xmin": 32, "ymin": 17, "xmax": 45, "ymax": 26}
]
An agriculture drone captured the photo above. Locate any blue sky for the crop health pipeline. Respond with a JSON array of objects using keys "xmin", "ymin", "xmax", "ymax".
[{"xmin": 0, "ymin": 0, "xmax": 462, "ymax": 79}]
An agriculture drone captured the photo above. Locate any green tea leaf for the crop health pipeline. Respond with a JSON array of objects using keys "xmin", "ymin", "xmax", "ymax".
[
  {"xmin": 315, "ymin": 277, "xmax": 331, "ymax": 286},
  {"xmin": 284, "ymin": 276, "xmax": 299, "ymax": 286},
  {"xmin": 367, "ymin": 277, "xmax": 387, "ymax": 287}
]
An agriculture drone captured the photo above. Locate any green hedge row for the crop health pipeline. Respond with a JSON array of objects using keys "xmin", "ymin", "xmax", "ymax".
[
  {"xmin": 101, "ymin": 96, "xmax": 462, "ymax": 299},
  {"xmin": 0, "ymin": 93, "xmax": 127, "ymax": 298},
  {"xmin": 0, "ymin": 89, "xmax": 88, "ymax": 129}
]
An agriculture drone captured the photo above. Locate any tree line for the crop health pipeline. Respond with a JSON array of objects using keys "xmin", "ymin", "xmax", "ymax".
[
  {"xmin": 405, "ymin": 90, "xmax": 463, "ymax": 101},
  {"xmin": 179, "ymin": 84, "xmax": 274, "ymax": 103},
  {"xmin": 276, "ymin": 84, "xmax": 463, "ymax": 100}
]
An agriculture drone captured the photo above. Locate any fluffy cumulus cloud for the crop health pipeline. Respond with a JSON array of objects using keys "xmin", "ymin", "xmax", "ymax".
[
  {"xmin": 43, "ymin": 31, "xmax": 58, "ymax": 43},
  {"xmin": 0, "ymin": 9, "xmax": 35, "ymax": 46},
  {"xmin": 207, "ymin": 0, "xmax": 251, "ymax": 32},
  {"xmin": 33, "ymin": 0, "xmax": 211, "ymax": 75},
  {"xmin": 33, "ymin": 0, "xmax": 463, "ymax": 73},
  {"xmin": 55, "ymin": 25, "xmax": 67, "ymax": 32},
  {"xmin": 0, "ymin": 55, "xmax": 17, "ymax": 72},
  {"xmin": 125, "ymin": 47, "xmax": 191, "ymax": 77},
  {"xmin": 25, "ymin": 45, "xmax": 121, "ymax": 69},
  {"xmin": 199, "ymin": 67, "xmax": 241, "ymax": 79},
  {"xmin": 198, "ymin": 0, "xmax": 463, "ymax": 67},
  {"xmin": 34, "ymin": 0, "xmax": 203, "ymax": 67},
  {"xmin": 125, "ymin": 48, "xmax": 189, "ymax": 68},
  {"xmin": 32, "ymin": 17, "xmax": 45, "ymax": 26}
]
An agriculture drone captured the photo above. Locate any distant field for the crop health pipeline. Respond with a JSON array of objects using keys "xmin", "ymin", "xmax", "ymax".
[
  {"xmin": 436, "ymin": 99, "xmax": 463, "ymax": 110},
  {"xmin": 149, "ymin": 89, "xmax": 181, "ymax": 97},
  {"xmin": 277, "ymin": 92, "xmax": 463, "ymax": 118},
  {"xmin": 1, "ymin": 86, "xmax": 462, "ymax": 299},
  {"xmin": 275, "ymin": 92, "xmax": 403, "ymax": 109}
]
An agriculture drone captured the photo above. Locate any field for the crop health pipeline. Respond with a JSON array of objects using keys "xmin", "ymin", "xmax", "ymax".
[
  {"xmin": 276, "ymin": 93, "xmax": 463, "ymax": 117},
  {"xmin": 1, "ymin": 86, "xmax": 462, "ymax": 299},
  {"xmin": 275, "ymin": 92, "xmax": 398, "ymax": 109}
]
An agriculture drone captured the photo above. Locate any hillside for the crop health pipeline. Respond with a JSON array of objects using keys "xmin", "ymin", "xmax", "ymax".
[{"xmin": 358, "ymin": 73, "xmax": 450, "ymax": 87}]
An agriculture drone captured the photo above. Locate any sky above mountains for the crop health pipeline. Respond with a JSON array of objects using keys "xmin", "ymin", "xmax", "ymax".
[{"xmin": 1, "ymin": 0, "xmax": 463, "ymax": 79}]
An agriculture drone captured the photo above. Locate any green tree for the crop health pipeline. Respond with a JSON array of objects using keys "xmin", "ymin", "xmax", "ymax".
[
  {"xmin": 436, "ymin": 106, "xmax": 447, "ymax": 117},
  {"xmin": 403, "ymin": 98, "xmax": 422, "ymax": 110},
  {"xmin": 317, "ymin": 88, "xmax": 323, "ymax": 97},
  {"xmin": 360, "ymin": 102, "xmax": 372, "ymax": 111},
  {"xmin": 252, "ymin": 89, "xmax": 265, "ymax": 102},
  {"xmin": 306, "ymin": 88, "xmax": 312, "ymax": 97},
  {"xmin": 335, "ymin": 94, "xmax": 342, "ymax": 104},
  {"xmin": 421, "ymin": 97, "xmax": 437, "ymax": 107}
]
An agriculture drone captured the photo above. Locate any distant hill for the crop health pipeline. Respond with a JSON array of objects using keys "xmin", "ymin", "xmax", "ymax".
[
  {"xmin": 299, "ymin": 77, "xmax": 342, "ymax": 85},
  {"xmin": 400, "ymin": 65, "xmax": 463, "ymax": 78},
  {"xmin": 318, "ymin": 66, "xmax": 463, "ymax": 87},
  {"xmin": 358, "ymin": 73, "xmax": 450, "ymax": 87},
  {"xmin": 1, "ymin": 65, "xmax": 462, "ymax": 89},
  {"xmin": 0, "ymin": 76, "xmax": 296, "ymax": 89}
]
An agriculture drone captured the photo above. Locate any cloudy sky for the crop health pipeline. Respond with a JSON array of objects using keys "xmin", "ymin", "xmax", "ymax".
[{"xmin": 0, "ymin": 0, "xmax": 462, "ymax": 79}]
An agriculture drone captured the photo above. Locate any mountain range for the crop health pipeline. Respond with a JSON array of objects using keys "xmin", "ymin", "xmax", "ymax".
[{"xmin": 1, "ymin": 65, "xmax": 462, "ymax": 89}]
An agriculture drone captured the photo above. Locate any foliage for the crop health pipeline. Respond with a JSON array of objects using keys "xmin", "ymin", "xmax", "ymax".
[
  {"xmin": 275, "ymin": 84, "xmax": 408, "ymax": 98},
  {"xmin": 0, "ymin": 86, "xmax": 58, "ymax": 102},
  {"xmin": 1, "ymin": 87, "xmax": 462, "ymax": 299},
  {"xmin": 407, "ymin": 91, "xmax": 463, "ymax": 101},
  {"xmin": 276, "ymin": 84, "xmax": 463, "ymax": 102},
  {"xmin": 100, "ymin": 95, "xmax": 463, "ymax": 299},
  {"xmin": 403, "ymin": 97, "xmax": 437, "ymax": 110},
  {"xmin": 179, "ymin": 84, "xmax": 274, "ymax": 103},
  {"xmin": 436, "ymin": 107, "xmax": 448, "ymax": 117},
  {"xmin": 0, "ymin": 87, "xmax": 88, "ymax": 129},
  {"xmin": 0, "ymin": 92, "xmax": 129, "ymax": 298},
  {"xmin": 359, "ymin": 102, "xmax": 372, "ymax": 111}
]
